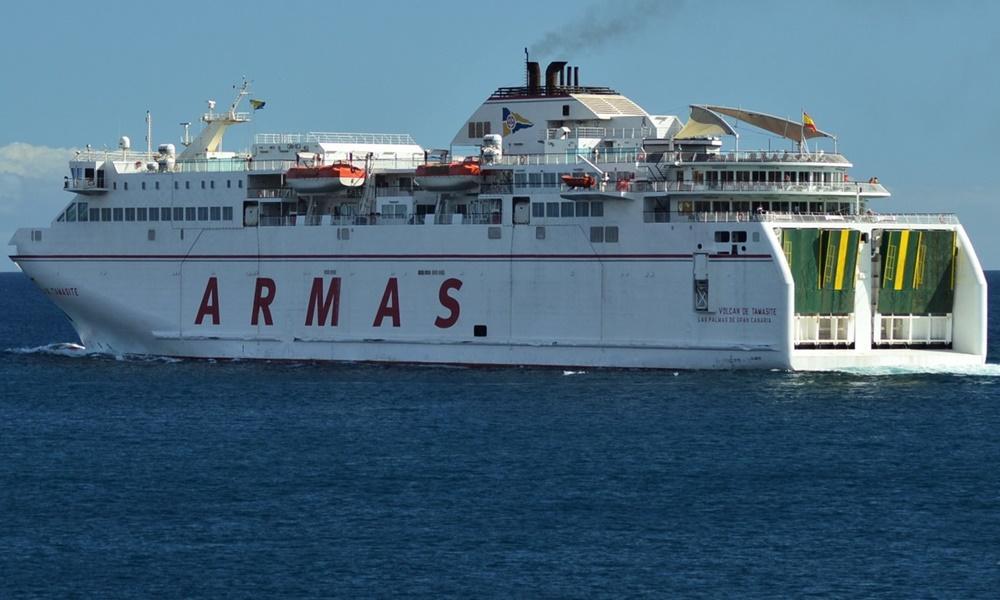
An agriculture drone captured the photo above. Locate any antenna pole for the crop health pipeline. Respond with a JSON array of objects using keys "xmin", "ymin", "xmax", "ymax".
[{"xmin": 146, "ymin": 111, "xmax": 152, "ymax": 157}]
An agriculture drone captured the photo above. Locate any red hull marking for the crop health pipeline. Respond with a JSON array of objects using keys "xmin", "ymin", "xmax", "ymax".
[
  {"xmin": 251, "ymin": 278, "xmax": 276, "ymax": 326},
  {"xmin": 435, "ymin": 278, "xmax": 463, "ymax": 329},
  {"xmin": 373, "ymin": 277, "xmax": 400, "ymax": 327},
  {"xmin": 194, "ymin": 277, "xmax": 220, "ymax": 325},
  {"xmin": 12, "ymin": 253, "xmax": 765, "ymax": 261},
  {"xmin": 304, "ymin": 277, "xmax": 341, "ymax": 327}
]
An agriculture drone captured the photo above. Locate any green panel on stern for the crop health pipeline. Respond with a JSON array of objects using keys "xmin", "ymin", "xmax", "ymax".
[
  {"xmin": 877, "ymin": 229, "xmax": 956, "ymax": 315},
  {"xmin": 782, "ymin": 228, "xmax": 859, "ymax": 315}
]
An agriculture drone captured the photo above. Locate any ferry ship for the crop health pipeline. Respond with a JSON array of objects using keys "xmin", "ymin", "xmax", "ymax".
[{"xmin": 9, "ymin": 59, "xmax": 988, "ymax": 369}]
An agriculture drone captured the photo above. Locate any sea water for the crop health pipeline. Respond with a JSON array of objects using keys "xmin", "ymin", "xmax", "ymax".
[{"xmin": 1, "ymin": 272, "xmax": 999, "ymax": 597}]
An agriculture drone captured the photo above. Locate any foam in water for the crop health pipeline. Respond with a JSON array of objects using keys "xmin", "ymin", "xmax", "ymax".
[
  {"xmin": 836, "ymin": 363, "xmax": 1000, "ymax": 377},
  {"xmin": 5, "ymin": 343, "xmax": 182, "ymax": 363}
]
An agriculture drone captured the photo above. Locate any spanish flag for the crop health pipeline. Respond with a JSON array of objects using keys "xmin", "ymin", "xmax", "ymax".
[
  {"xmin": 250, "ymin": 99, "xmax": 266, "ymax": 110},
  {"xmin": 803, "ymin": 111, "xmax": 817, "ymax": 133}
]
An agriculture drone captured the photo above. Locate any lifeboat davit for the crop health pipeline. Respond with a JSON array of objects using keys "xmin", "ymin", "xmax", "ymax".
[
  {"xmin": 285, "ymin": 162, "xmax": 366, "ymax": 193},
  {"xmin": 414, "ymin": 158, "xmax": 481, "ymax": 191},
  {"xmin": 561, "ymin": 174, "xmax": 596, "ymax": 189}
]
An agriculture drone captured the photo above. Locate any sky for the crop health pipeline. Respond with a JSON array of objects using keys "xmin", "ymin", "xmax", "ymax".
[{"xmin": 2, "ymin": 0, "xmax": 998, "ymax": 268}]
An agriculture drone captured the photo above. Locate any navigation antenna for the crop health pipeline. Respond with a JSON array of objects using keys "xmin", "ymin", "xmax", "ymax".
[
  {"xmin": 145, "ymin": 111, "xmax": 152, "ymax": 157},
  {"xmin": 228, "ymin": 77, "xmax": 251, "ymax": 117},
  {"xmin": 176, "ymin": 77, "xmax": 252, "ymax": 162}
]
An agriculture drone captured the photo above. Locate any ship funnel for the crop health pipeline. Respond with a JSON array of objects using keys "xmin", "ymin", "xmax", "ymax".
[
  {"xmin": 527, "ymin": 61, "xmax": 541, "ymax": 95},
  {"xmin": 545, "ymin": 61, "xmax": 567, "ymax": 95}
]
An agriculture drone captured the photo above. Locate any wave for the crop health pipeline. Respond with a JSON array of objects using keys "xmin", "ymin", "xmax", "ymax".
[{"xmin": 5, "ymin": 343, "xmax": 182, "ymax": 363}]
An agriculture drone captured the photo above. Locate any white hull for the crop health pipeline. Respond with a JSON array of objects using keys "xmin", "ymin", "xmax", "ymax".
[{"xmin": 11, "ymin": 216, "xmax": 988, "ymax": 370}]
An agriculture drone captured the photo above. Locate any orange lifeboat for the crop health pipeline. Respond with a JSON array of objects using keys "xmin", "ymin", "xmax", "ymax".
[
  {"xmin": 561, "ymin": 174, "xmax": 596, "ymax": 189},
  {"xmin": 414, "ymin": 158, "xmax": 481, "ymax": 191},
  {"xmin": 286, "ymin": 162, "xmax": 366, "ymax": 193}
]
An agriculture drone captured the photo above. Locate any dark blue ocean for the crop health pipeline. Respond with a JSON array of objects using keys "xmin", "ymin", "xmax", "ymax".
[{"xmin": 1, "ymin": 271, "xmax": 999, "ymax": 597}]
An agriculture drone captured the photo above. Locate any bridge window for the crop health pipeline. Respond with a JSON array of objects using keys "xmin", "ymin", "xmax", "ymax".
[
  {"xmin": 198, "ymin": 207, "xmax": 209, "ymax": 221},
  {"xmin": 715, "ymin": 231, "xmax": 730, "ymax": 243},
  {"xmin": 591, "ymin": 201, "xmax": 604, "ymax": 217},
  {"xmin": 605, "ymin": 226, "xmax": 619, "ymax": 243},
  {"xmin": 89, "ymin": 208, "xmax": 99, "ymax": 222},
  {"xmin": 101, "ymin": 208, "xmax": 111, "ymax": 221},
  {"xmin": 590, "ymin": 226, "xmax": 604, "ymax": 243},
  {"xmin": 113, "ymin": 208, "xmax": 124, "ymax": 222},
  {"xmin": 155, "ymin": 181, "xmax": 160, "ymax": 190},
  {"xmin": 125, "ymin": 207, "xmax": 135, "ymax": 221},
  {"xmin": 162, "ymin": 207, "xmax": 172, "ymax": 221},
  {"xmin": 575, "ymin": 202, "xmax": 590, "ymax": 217},
  {"xmin": 560, "ymin": 202, "xmax": 574, "ymax": 217},
  {"xmin": 137, "ymin": 207, "xmax": 147, "ymax": 221},
  {"xmin": 185, "ymin": 207, "xmax": 195, "ymax": 221},
  {"xmin": 546, "ymin": 202, "xmax": 559, "ymax": 217},
  {"xmin": 149, "ymin": 207, "xmax": 159, "ymax": 221},
  {"xmin": 223, "ymin": 206, "xmax": 233, "ymax": 221},
  {"xmin": 141, "ymin": 182, "xmax": 146, "ymax": 191},
  {"xmin": 532, "ymin": 203, "xmax": 544, "ymax": 218},
  {"xmin": 211, "ymin": 206, "xmax": 221, "ymax": 221}
]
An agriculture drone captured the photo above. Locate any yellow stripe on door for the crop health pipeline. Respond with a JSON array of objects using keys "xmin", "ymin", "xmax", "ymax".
[
  {"xmin": 834, "ymin": 230, "xmax": 850, "ymax": 290},
  {"xmin": 894, "ymin": 230, "xmax": 910, "ymax": 291}
]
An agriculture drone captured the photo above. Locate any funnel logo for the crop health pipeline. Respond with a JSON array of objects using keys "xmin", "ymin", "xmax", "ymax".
[{"xmin": 503, "ymin": 107, "xmax": 533, "ymax": 135}]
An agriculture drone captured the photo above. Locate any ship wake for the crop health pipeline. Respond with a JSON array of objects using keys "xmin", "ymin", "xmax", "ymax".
[
  {"xmin": 6, "ymin": 343, "xmax": 182, "ymax": 363},
  {"xmin": 834, "ymin": 363, "xmax": 1000, "ymax": 377}
]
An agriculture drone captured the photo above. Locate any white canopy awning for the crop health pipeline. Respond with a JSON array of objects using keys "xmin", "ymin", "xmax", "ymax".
[
  {"xmin": 674, "ymin": 105, "xmax": 738, "ymax": 139},
  {"xmin": 705, "ymin": 105, "xmax": 835, "ymax": 141}
]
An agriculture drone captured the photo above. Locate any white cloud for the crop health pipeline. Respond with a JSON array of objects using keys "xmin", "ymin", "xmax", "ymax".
[
  {"xmin": 0, "ymin": 142, "xmax": 75, "ymax": 179},
  {"xmin": 1, "ymin": 143, "xmax": 73, "ymax": 271}
]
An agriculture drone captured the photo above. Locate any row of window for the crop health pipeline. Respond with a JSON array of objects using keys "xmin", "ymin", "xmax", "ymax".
[
  {"xmin": 111, "ymin": 179, "xmax": 245, "ymax": 191},
  {"xmin": 531, "ymin": 201, "xmax": 605, "ymax": 219},
  {"xmin": 691, "ymin": 170, "xmax": 840, "ymax": 184},
  {"xmin": 60, "ymin": 202, "xmax": 234, "ymax": 223},
  {"xmin": 714, "ymin": 231, "xmax": 749, "ymax": 243},
  {"xmin": 677, "ymin": 200, "xmax": 855, "ymax": 214}
]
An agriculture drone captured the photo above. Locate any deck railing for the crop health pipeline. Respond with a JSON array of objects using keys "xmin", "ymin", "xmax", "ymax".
[
  {"xmin": 642, "ymin": 211, "xmax": 959, "ymax": 225},
  {"xmin": 625, "ymin": 180, "xmax": 888, "ymax": 195},
  {"xmin": 254, "ymin": 132, "xmax": 418, "ymax": 146}
]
